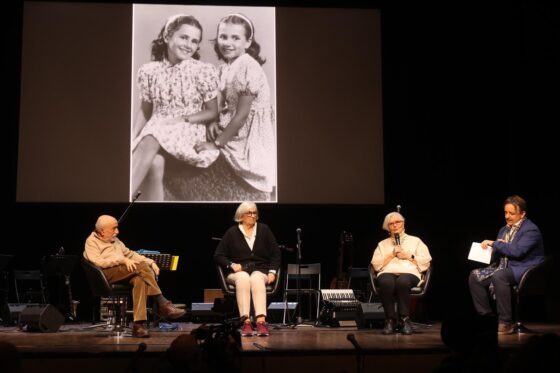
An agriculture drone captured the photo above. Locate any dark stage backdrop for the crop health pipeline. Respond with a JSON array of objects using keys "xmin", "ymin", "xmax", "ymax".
[
  {"xmin": 16, "ymin": 2, "xmax": 383, "ymax": 204},
  {"xmin": 6, "ymin": 2, "xmax": 559, "ymax": 322}
]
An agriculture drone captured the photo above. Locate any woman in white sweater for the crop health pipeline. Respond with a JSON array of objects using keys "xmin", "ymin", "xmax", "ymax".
[{"xmin": 371, "ymin": 212, "xmax": 432, "ymax": 335}]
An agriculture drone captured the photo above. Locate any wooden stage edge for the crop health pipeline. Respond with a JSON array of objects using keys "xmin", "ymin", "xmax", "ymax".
[{"xmin": 1, "ymin": 321, "xmax": 559, "ymax": 373}]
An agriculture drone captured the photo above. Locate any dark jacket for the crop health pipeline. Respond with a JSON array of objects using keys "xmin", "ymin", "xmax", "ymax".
[
  {"xmin": 214, "ymin": 223, "xmax": 281, "ymax": 274},
  {"xmin": 492, "ymin": 218, "xmax": 545, "ymax": 283}
]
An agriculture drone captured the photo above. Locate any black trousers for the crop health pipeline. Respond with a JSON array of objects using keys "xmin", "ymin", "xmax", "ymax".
[
  {"xmin": 377, "ymin": 273, "xmax": 419, "ymax": 319},
  {"xmin": 468, "ymin": 267, "xmax": 515, "ymax": 323}
]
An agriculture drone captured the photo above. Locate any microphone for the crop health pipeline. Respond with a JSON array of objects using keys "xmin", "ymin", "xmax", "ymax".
[
  {"xmin": 211, "ymin": 237, "xmax": 222, "ymax": 241},
  {"xmin": 296, "ymin": 228, "xmax": 302, "ymax": 241},
  {"xmin": 346, "ymin": 333, "xmax": 361, "ymax": 351},
  {"xmin": 396, "ymin": 204, "xmax": 401, "ymax": 213},
  {"xmin": 395, "ymin": 233, "xmax": 401, "ymax": 246}
]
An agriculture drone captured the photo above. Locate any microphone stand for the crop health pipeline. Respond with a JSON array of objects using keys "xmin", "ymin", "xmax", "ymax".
[
  {"xmin": 118, "ymin": 191, "xmax": 142, "ymax": 225},
  {"xmin": 295, "ymin": 230, "xmax": 303, "ymax": 325}
]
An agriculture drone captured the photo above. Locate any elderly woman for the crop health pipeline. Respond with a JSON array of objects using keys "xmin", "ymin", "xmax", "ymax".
[
  {"xmin": 371, "ymin": 212, "xmax": 432, "ymax": 335},
  {"xmin": 214, "ymin": 202, "xmax": 281, "ymax": 337}
]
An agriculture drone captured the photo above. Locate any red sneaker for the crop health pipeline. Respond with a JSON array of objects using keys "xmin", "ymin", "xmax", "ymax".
[
  {"xmin": 256, "ymin": 322, "xmax": 269, "ymax": 336},
  {"xmin": 241, "ymin": 322, "xmax": 254, "ymax": 337}
]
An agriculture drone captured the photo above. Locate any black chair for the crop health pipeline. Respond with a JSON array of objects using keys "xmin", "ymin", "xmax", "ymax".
[
  {"xmin": 512, "ymin": 256, "xmax": 552, "ymax": 334},
  {"xmin": 283, "ymin": 263, "xmax": 322, "ymax": 323},
  {"xmin": 13, "ymin": 269, "xmax": 47, "ymax": 304},
  {"xmin": 368, "ymin": 263, "xmax": 433, "ymax": 323},
  {"xmin": 216, "ymin": 264, "xmax": 282, "ymax": 319},
  {"xmin": 81, "ymin": 257, "xmax": 133, "ymax": 336},
  {"xmin": 347, "ymin": 267, "xmax": 373, "ymax": 302}
]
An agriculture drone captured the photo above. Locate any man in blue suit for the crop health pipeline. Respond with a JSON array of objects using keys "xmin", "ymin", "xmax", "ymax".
[{"xmin": 469, "ymin": 195, "xmax": 545, "ymax": 334}]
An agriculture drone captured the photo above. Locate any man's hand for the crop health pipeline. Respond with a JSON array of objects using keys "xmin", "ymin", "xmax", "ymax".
[
  {"xmin": 123, "ymin": 258, "xmax": 139, "ymax": 272},
  {"xmin": 151, "ymin": 262, "xmax": 160, "ymax": 276}
]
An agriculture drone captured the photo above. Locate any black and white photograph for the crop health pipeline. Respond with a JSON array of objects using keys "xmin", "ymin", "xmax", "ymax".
[{"xmin": 130, "ymin": 5, "xmax": 277, "ymax": 203}]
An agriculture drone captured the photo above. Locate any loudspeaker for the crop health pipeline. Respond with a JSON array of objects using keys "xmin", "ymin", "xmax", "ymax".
[
  {"xmin": 19, "ymin": 304, "xmax": 64, "ymax": 333},
  {"xmin": 190, "ymin": 302, "xmax": 222, "ymax": 323},
  {"xmin": 355, "ymin": 302, "xmax": 385, "ymax": 329},
  {"xmin": 267, "ymin": 302, "xmax": 297, "ymax": 323}
]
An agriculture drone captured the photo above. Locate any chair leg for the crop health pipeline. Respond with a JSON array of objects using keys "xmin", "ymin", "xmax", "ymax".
[
  {"xmin": 83, "ymin": 295, "xmax": 131, "ymax": 336},
  {"xmin": 513, "ymin": 321, "xmax": 532, "ymax": 334},
  {"xmin": 512, "ymin": 296, "xmax": 533, "ymax": 334}
]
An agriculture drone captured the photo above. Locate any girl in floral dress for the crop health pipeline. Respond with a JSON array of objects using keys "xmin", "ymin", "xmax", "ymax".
[
  {"xmin": 189, "ymin": 13, "xmax": 276, "ymax": 201},
  {"xmin": 131, "ymin": 14, "xmax": 219, "ymax": 201}
]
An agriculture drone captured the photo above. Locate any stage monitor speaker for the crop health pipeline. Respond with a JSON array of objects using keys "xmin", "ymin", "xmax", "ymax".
[
  {"xmin": 19, "ymin": 304, "xmax": 64, "ymax": 333},
  {"xmin": 355, "ymin": 302, "xmax": 385, "ymax": 329},
  {"xmin": 267, "ymin": 302, "xmax": 297, "ymax": 323}
]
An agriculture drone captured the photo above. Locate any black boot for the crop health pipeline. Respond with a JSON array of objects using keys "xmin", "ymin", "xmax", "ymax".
[
  {"xmin": 401, "ymin": 316, "xmax": 413, "ymax": 335},
  {"xmin": 382, "ymin": 318, "xmax": 395, "ymax": 335}
]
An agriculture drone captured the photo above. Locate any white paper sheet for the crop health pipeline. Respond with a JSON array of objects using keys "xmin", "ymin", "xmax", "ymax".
[{"xmin": 468, "ymin": 242, "xmax": 493, "ymax": 264}]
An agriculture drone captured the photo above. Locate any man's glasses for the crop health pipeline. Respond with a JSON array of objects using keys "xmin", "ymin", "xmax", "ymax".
[{"xmin": 245, "ymin": 211, "xmax": 258, "ymax": 216}]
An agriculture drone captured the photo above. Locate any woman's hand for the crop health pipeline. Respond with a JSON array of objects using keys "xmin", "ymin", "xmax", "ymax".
[{"xmin": 267, "ymin": 273, "xmax": 276, "ymax": 284}]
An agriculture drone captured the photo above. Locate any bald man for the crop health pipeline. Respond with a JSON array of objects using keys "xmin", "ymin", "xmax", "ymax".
[{"xmin": 84, "ymin": 215, "xmax": 185, "ymax": 338}]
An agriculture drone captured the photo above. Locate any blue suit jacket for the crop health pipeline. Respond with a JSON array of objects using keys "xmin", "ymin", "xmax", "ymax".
[{"xmin": 492, "ymin": 218, "xmax": 545, "ymax": 283}]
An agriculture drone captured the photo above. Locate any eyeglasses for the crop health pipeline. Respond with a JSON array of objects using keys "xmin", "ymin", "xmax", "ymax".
[
  {"xmin": 245, "ymin": 211, "xmax": 258, "ymax": 216},
  {"xmin": 388, "ymin": 220, "xmax": 403, "ymax": 226}
]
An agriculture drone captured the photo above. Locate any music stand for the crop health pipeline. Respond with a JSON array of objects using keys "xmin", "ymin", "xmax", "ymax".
[
  {"xmin": 0, "ymin": 254, "xmax": 15, "ymax": 325},
  {"xmin": 42, "ymin": 255, "xmax": 78, "ymax": 321},
  {"xmin": 142, "ymin": 253, "xmax": 179, "ymax": 271}
]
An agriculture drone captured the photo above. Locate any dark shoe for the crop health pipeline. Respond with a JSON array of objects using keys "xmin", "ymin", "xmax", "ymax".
[
  {"xmin": 256, "ymin": 322, "xmax": 270, "ymax": 336},
  {"xmin": 498, "ymin": 322, "xmax": 514, "ymax": 334},
  {"xmin": 382, "ymin": 318, "xmax": 395, "ymax": 335},
  {"xmin": 401, "ymin": 316, "xmax": 413, "ymax": 335},
  {"xmin": 159, "ymin": 301, "xmax": 186, "ymax": 320},
  {"xmin": 241, "ymin": 322, "xmax": 254, "ymax": 337},
  {"xmin": 132, "ymin": 322, "xmax": 150, "ymax": 338}
]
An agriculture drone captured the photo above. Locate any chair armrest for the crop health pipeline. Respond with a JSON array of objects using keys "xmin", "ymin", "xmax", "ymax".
[{"xmin": 368, "ymin": 263, "xmax": 380, "ymax": 295}]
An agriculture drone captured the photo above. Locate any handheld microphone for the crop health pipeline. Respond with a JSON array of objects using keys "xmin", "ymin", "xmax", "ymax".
[{"xmin": 395, "ymin": 233, "xmax": 401, "ymax": 246}]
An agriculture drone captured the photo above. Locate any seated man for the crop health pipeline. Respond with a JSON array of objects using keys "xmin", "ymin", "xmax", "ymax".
[{"xmin": 84, "ymin": 214, "xmax": 185, "ymax": 337}]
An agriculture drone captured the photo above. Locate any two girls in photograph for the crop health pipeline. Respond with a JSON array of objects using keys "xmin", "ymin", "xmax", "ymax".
[{"xmin": 131, "ymin": 11, "xmax": 276, "ymax": 202}]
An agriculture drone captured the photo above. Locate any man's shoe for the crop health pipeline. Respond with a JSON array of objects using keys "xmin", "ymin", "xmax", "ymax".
[
  {"xmin": 132, "ymin": 322, "xmax": 150, "ymax": 338},
  {"xmin": 241, "ymin": 322, "xmax": 254, "ymax": 337},
  {"xmin": 401, "ymin": 317, "xmax": 413, "ymax": 335},
  {"xmin": 382, "ymin": 318, "xmax": 395, "ymax": 335},
  {"xmin": 159, "ymin": 301, "xmax": 186, "ymax": 320},
  {"xmin": 256, "ymin": 322, "xmax": 270, "ymax": 336},
  {"xmin": 498, "ymin": 322, "xmax": 514, "ymax": 334}
]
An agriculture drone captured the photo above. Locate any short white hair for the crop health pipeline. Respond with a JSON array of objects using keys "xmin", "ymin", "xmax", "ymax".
[
  {"xmin": 382, "ymin": 212, "xmax": 405, "ymax": 231},
  {"xmin": 234, "ymin": 201, "xmax": 258, "ymax": 222}
]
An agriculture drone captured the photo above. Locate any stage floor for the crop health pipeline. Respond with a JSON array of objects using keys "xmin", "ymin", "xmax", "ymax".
[{"xmin": 1, "ymin": 321, "xmax": 559, "ymax": 373}]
